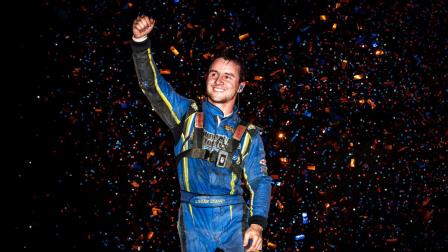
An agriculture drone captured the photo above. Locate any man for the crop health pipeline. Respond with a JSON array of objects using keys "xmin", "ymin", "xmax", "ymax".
[{"xmin": 131, "ymin": 15, "xmax": 272, "ymax": 252}]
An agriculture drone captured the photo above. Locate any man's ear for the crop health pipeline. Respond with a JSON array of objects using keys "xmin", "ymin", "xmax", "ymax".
[{"xmin": 237, "ymin": 82, "xmax": 246, "ymax": 93}]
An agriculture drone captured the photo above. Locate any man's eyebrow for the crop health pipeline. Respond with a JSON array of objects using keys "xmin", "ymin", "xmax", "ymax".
[
  {"xmin": 224, "ymin": 72, "xmax": 236, "ymax": 78},
  {"xmin": 208, "ymin": 69, "xmax": 236, "ymax": 78}
]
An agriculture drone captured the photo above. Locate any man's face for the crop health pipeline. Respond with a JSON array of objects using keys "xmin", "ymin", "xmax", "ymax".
[{"xmin": 206, "ymin": 58, "xmax": 242, "ymax": 106}]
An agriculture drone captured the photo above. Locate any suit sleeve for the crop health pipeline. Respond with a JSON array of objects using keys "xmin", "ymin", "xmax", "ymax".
[
  {"xmin": 242, "ymin": 131, "xmax": 272, "ymax": 229},
  {"xmin": 131, "ymin": 38, "xmax": 192, "ymax": 132}
]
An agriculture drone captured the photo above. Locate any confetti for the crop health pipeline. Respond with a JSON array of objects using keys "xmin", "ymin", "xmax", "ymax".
[
  {"xmin": 24, "ymin": 1, "xmax": 445, "ymax": 251},
  {"xmin": 170, "ymin": 46, "xmax": 180, "ymax": 56}
]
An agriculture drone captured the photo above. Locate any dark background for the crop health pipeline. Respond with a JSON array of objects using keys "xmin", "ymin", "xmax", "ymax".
[{"xmin": 12, "ymin": 0, "xmax": 447, "ymax": 251}]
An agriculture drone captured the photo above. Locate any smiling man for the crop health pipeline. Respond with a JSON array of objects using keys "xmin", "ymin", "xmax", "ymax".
[{"xmin": 131, "ymin": 16, "xmax": 272, "ymax": 252}]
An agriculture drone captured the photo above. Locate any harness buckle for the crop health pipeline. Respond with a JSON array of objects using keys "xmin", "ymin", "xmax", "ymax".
[{"xmin": 216, "ymin": 150, "xmax": 229, "ymax": 168}]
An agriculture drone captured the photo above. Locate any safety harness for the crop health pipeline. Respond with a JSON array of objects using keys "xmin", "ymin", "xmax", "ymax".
[{"xmin": 173, "ymin": 103, "xmax": 256, "ymax": 178}]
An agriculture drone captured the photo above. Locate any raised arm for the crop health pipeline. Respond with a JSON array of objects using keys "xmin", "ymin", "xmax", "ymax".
[{"xmin": 131, "ymin": 16, "xmax": 192, "ymax": 132}]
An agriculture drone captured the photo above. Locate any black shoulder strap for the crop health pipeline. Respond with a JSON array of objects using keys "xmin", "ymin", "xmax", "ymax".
[{"xmin": 171, "ymin": 102, "xmax": 198, "ymax": 141}]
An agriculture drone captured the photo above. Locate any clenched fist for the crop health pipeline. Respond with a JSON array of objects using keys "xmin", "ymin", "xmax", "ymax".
[{"xmin": 132, "ymin": 15, "xmax": 155, "ymax": 39}]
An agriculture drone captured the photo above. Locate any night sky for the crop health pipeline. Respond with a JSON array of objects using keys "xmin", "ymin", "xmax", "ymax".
[{"xmin": 12, "ymin": 0, "xmax": 447, "ymax": 251}]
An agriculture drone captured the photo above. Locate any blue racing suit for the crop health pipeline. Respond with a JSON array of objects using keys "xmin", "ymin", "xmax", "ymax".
[{"xmin": 132, "ymin": 38, "xmax": 272, "ymax": 252}]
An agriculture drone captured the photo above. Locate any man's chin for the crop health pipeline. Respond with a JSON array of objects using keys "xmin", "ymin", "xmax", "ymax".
[{"xmin": 208, "ymin": 96, "xmax": 227, "ymax": 104}]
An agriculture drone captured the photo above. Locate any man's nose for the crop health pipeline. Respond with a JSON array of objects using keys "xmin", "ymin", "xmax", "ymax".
[{"xmin": 214, "ymin": 75, "xmax": 224, "ymax": 84}]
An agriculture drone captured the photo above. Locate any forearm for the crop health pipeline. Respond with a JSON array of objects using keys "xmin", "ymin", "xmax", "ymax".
[
  {"xmin": 247, "ymin": 176, "xmax": 272, "ymax": 229},
  {"xmin": 131, "ymin": 38, "xmax": 191, "ymax": 130}
]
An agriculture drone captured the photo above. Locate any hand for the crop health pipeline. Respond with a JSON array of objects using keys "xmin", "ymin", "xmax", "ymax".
[
  {"xmin": 243, "ymin": 224, "xmax": 263, "ymax": 251},
  {"xmin": 132, "ymin": 15, "xmax": 155, "ymax": 39}
]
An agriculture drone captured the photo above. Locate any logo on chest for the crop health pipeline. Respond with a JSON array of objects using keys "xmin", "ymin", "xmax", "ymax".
[{"xmin": 202, "ymin": 130, "xmax": 230, "ymax": 151}]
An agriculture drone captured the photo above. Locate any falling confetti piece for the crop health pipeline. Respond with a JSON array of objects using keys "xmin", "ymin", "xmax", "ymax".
[
  {"xmin": 332, "ymin": 23, "xmax": 338, "ymax": 30},
  {"xmin": 131, "ymin": 181, "xmax": 140, "ymax": 188},
  {"xmin": 367, "ymin": 99, "xmax": 376, "ymax": 109},
  {"xmin": 147, "ymin": 231, "xmax": 154, "ymax": 240},
  {"xmin": 267, "ymin": 242, "xmax": 277, "ymax": 249},
  {"xmin": 307, "ymin": 165, "xmax": 316, "ymax": 171},
  {"xmin": 170, "ymin": 46, "xmax": 179, "ymax": 56},
  {"xmin": 374, "ymin": 49, "xmax": 384, "ymax": 56},
  {"xmin": 239, "ymin": 33, "xmax": 249, "ymax": 41},
  {"xmin": 160, "ymin": 69, "xmax": 172, "ymax": 75},
  {"xmin": 350, "ymin": 158, "xmax": 355, "ymax": 168}
]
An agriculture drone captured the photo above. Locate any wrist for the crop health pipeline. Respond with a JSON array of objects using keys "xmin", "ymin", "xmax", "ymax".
[
  {"xmin": 132, "ymin": 35, "xmax": 148, "ymax": 42},
  {"xmin": 250, "ymin": 224, "xmax": 263, "ymax": 232}
]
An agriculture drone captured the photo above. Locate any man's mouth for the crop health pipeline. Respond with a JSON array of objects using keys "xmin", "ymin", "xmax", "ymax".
[{"xmin": 212, "ymin": 86, "xmax": 225, "ymax": 92}]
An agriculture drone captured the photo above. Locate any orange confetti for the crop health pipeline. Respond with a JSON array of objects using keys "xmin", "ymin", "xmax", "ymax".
[
  {"xmin": 374, "ymin": 49, "xmax": 384, "ymax": 56},
  {"xmin": 320, "ymin": 15, "xmax": 328, "ymax": 21},
  {"xmin": 301, "ymin": 67, "xmax": 311, "ymax": 74},
  {"xmin": 131, "ymin": 180, "xmax": 140, "ymax": 188},
  {"xmin": 95, "ymin": 108, "xmax": 103, "ymax": 113},
  {"xmin": 353, "ymin": 74, "xmax": 365, "ymax": 80},
  {"xmin": 367, "ymin": 99, "xmax": 376, "ymax": 109},
  {"xmin": 307, "ymin": 165, "xmax": 316, "ymax": 171},
  {"xmin": 271, "ymin": 174, "xmax": 279, "ymax": 180},
  {"xmin": 147, "ymin": 231, "xmax": 154, "ymax": 240},
  {"xmin": 276, "ymin": 200, "xmax": 284, "ymax": 209},
  {"xmin": 332, "ymin": 23, "xmax": 338, "ymax": 30},
  {"xmin": 170, "ymin": 46, "xmax": 179, "ymax": 56},
  {"xmin": 279, "ymin": 157, "xmax": 289, "ymax": 165},
  {"xmin": 160, "ymin": 69, "xmax": 171, "ymax": 75},
  {"xmin": 147, "ymin": 151, "xmax": 155, "ymax": 159},
  {"xmin": 358, "ymin": 99, "xmax": 365, "ymax": 105},
  {"xmin": 325, "ymin": 203, "xmax": 330, "ymax": 209},
  {"xmin": 254, "ymin": 75, "xmax": 264, "ymax": 81},
  {"xmin": 239, "ymin": 33, "xmax": 249, "ymax": 41},
  {"xmin": 267, "ymin": 242, "xmax": 277, "ymax": 249},
  {"xmin": 152, "ymin": 207, "xmax": 161, "ymax": 216},
  {"xmin": 335, "ymin": 3, "xmax": 341, "ymax": 9},
  {"xmin": 202, "ymin": 52, "xmax": 212, "ymax": 60},
  {"xmin": 277, "ymin": 132, "xmax": 285, "ymax": 139},
  {"xmin": 186, "ymin": 23, "xmax": 195, "ymax": 30},
  {"xmin": 350, "ymin": 158, "xmax": 355, "ymax": 168},
  {"xmin": 385, "ymin": 144, "xmax": 393, "ymax": 150}
]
